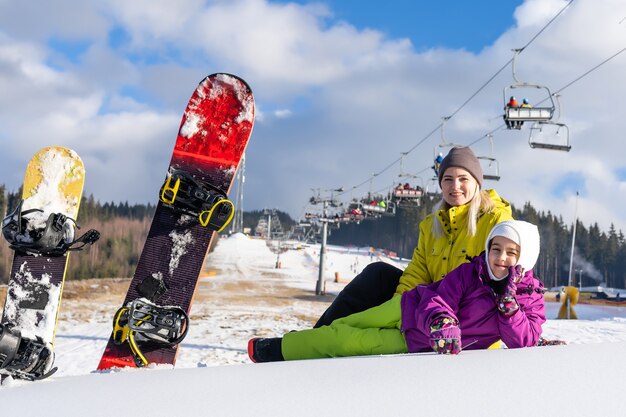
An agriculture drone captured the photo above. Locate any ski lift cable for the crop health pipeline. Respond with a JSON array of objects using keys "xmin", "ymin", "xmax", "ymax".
[
  {"xmin": 448, "ymin": 59, "xmax": 514, "ymax": 121},
  {"xmin": 331, "ymin": 0, "xmax": 574, "ymax": 198},
  {"xmin": 521, "ymin": 46, "xmax": 626, "ymax": 112},
  {"xmin": 517, "ymin": 0, "xmax": 575, "ymax": 54},
  {"xmin": 404, "ymin": 123, "xmax": 443, "ymax": 155},
  {"xmin": 336, "ymin": 155, "xmax": 403, "ymax": 196},
  {"xmin": 335, "ymin": 123, "xmax": 442, "ymax": 198},
  {"xmin": 467, "ymin": 125, "xmax": 508, "ymax": 147},
  {"xmin": 552, "ymin": 47, "xmax": 626, "ymax": 96}
]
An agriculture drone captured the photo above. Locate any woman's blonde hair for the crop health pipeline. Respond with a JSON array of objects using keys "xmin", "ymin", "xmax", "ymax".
[{"xmin": 431, "ymin": 183, "xmax": 495, "ymax": 238}]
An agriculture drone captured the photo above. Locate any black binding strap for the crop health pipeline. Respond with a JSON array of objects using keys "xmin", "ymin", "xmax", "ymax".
[
  {"xmin": 0, "ymin": 324, "xmax": 57, "ymax": 381},
  {"xmin": 2, "ymin": 200, "xmax": 100, "ymax": 256}
]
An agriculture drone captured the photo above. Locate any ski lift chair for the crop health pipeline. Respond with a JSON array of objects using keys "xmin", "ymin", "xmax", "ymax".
[
  {"xmin": 383, "ymin": 201, "xmax": 396, "ymax": 216},
  {"xmin": 528, "ymin": 121, "xmax": 571, "ymax": 152},
  {"xmin": 393, "ymin": 187, "xmax": 423, "ymax": 199},
  {"xmin": 476, "ymin": 134, "xmax": 501, "ymax": 181},
  {"xmin": 392, "ymin": 175, "xmax": 424, "ymax": 206},
  {"xmin": 477, "ymin": 156, "xmax": 501, "ymax": 181},
  {"xmin": 345, "ymin": 201, "xmax": 365, "ymax": 223},
  {"xmin": 503, "ymin": 84, "xmax": 555, "ymax": 129},
  {"xmin": 502, "ymin": 50, "xmax": 557, "ymax": 130},
  {"xmin": 362, "ymin": 204, "xmax": 385, "ymax": 215}
]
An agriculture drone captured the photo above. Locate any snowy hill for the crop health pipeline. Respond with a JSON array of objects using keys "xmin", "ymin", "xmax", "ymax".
[
  {"xmin": 2, "ymin": 234, "xmax": 626, "ymax": 416},
  {"xmin": 4, "ymin": 342, "xmax": 626, "ymax": 417}
]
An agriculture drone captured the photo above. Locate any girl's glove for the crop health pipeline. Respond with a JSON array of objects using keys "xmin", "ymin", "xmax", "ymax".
[
  {"xmin": 429, "ymin": 316, "xmax": 461, "ymax": 355},
  {"xmin": 490, "ymin": 265, "xmax": 521, "ymax": 317}
]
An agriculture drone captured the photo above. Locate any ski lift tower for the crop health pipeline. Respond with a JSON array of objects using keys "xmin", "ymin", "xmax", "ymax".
[
  {"xmin": 310, "ymin": 187, "xmax": 343, "ymax": 295},
  {"xmin": 265, "ymin": 208, "xmax": 288, "ymax": 268},
  {"xmin": 232, "ymin": 153, "xmax": 246, "ymax": 233},
  {"xmin": 566, "ymin": 191, "xmax": 579, "ymax": 320}
]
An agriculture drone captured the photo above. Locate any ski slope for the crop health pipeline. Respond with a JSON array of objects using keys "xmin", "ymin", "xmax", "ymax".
[{"xmin": 2, "ymin": 234, "xmax": 626, "ymax": 416}]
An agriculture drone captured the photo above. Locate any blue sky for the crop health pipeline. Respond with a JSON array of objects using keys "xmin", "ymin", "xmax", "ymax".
[
  {"xmin": 281, "ymin": 1, "xmax": 525, "ymax": 52},
  {"xmin": 1, "ymin": 0, "xmax": 626, "ymax": 233}
]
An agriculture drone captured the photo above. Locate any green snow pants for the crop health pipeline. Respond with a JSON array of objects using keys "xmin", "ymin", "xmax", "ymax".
[{"xmin": 282, "ymin": 295, "xmax": 408, "ymax": 360}]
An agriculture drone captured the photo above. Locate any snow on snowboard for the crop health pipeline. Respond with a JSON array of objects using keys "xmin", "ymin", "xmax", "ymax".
[
  {"xmin": 97, "ymin": 73, "xmax": 255, "ymax": 370},
  {"xmin": 0, "ymin": 146, "xmax": 99, "ymax": 381}
]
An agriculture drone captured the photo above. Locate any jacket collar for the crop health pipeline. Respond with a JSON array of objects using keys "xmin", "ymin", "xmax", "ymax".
[{"xmin": 436, "ymin": 202, "xmax": 471, "ymax": 236}]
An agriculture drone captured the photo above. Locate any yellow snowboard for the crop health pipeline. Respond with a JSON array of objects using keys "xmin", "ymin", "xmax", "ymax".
[{"xmin": 1, "ymin": 146, "xmax": 85, "ymax": 345}]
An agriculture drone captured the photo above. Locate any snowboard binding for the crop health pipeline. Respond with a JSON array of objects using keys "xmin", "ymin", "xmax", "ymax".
[
  {"xmin": 0, "ymin": 323, "xmax": 58, "ymax": 381},
  {"xmin": 112, "ymin": 298, "xmax": 189, "ymax": 367},
  {"xmin": 159, "ymin": 169, "xmax": 234, "ymax": 232},
  {"xmin": 2, "ymin": 200, "xmax": 101, "ymax": 256}
]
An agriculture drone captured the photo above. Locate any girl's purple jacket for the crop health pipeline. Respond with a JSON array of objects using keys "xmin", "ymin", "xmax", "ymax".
[{"xmin": 400, "ymin": 254, "xmax": 546, "ymax": 352}]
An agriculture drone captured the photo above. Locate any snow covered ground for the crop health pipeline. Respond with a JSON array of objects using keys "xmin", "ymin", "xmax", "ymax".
[{"xmin": 2, "ymin": 233, "xmax": 626, "ymax": 416}]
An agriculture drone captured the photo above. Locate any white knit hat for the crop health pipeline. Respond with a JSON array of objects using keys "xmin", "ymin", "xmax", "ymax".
[{"xmin": 484, "ymin": 220, "xmax": 540, "ymax": 281}]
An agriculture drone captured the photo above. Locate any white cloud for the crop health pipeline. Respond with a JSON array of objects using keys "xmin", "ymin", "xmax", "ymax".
[
  {"xmin": 513, "ymin": 0, "xmax": 570, "ymax": 29},
  {"xmin": 274, "ymin": 109, "xmax": 292, "ymax": 118}
]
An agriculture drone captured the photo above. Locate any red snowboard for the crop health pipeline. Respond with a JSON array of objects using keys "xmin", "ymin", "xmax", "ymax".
[{"xmin": 97, "ymin": 73, "xmax": 254, "ymax": 370}]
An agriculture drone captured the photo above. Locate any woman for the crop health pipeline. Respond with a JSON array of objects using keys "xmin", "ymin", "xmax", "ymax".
[{"xmin": 314, "ymin": 146, "xmax": 513, "ymax": 328}]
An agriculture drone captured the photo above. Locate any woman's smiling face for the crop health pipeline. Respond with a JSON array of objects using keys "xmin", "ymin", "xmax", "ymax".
[{"xmin": 440, "ymin": 167, "xmax": 478, "ymax": 207}]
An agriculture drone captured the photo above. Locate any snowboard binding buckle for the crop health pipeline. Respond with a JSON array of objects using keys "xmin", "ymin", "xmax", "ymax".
[
  {"xmin": 2, "ymin": 200, "xmax": 101, "ymax": 256},
  {"xmin": 0, "ymin": 323, "xmax": 58, "ymax": 381},
  {"xmin": 198, "ymin": 199, "xmax": 235, "ymax": 230},
  {"xmin": 112, "ymin": 298, "xmax": 189, "ymax": 367},
  {"xmin": 159, "ymin": 170, "xmax": 234, "ymax": 232}
]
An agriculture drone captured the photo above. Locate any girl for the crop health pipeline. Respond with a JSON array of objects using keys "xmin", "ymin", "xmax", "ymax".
[{"xmin": 249, "ymin": 220, "xmax": 545, "ymax": 361}]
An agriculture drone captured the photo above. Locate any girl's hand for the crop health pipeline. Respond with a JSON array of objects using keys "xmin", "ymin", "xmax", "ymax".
[
  {"xmin": 429, "ymin": 316, "xmax": 462, "ymax": 354},
  {"xmin": 492, "ymin": 265, "xmax": 521, "ymax": 316}
]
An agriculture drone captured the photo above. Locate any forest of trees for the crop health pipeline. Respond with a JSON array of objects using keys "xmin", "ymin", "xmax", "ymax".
[
  {"xmin": 1, "ymin": 183, "xmax": 626, "ymax": 291},
  {"xmin": 327, "ymin": 197, "xmax": 626, "ymax": 290}
]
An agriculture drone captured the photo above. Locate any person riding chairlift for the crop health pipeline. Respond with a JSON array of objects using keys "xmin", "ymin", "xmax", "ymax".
[
  {"xmin": 515, "ymin": 98, "xmax": 532, "ymax": 128},
  {"xmin": 433, "ymin": 153, "xmax": 444, "ymax": 175},
  {"xmin": 504, "ymin": 96, "xmax": 519, "ymax": 129}
]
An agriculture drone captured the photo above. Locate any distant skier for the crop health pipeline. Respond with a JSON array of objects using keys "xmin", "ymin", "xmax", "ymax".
[
  {"xmin": 504, "ymin": 95, "xmax": 519, "ymax": 129},
  {"xmin": 248, "ymin": 220, "xmax": 546, "ymax": 361},
  {"xmin": 514, "ymin": 98, "xmax": 533, "ymax": 128},
  {"xmin": 432, "ymin": 152, "xmax": 444, "ymax": 175}
]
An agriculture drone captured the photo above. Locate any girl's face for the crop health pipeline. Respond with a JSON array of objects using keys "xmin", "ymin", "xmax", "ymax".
[
  {"xmin": 488, "ymin": 236, "xmax": 520, "ymax": 279},
  {"xmin": 440, "ymin": 167, "xmax": 479, "ymax": 207}
]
